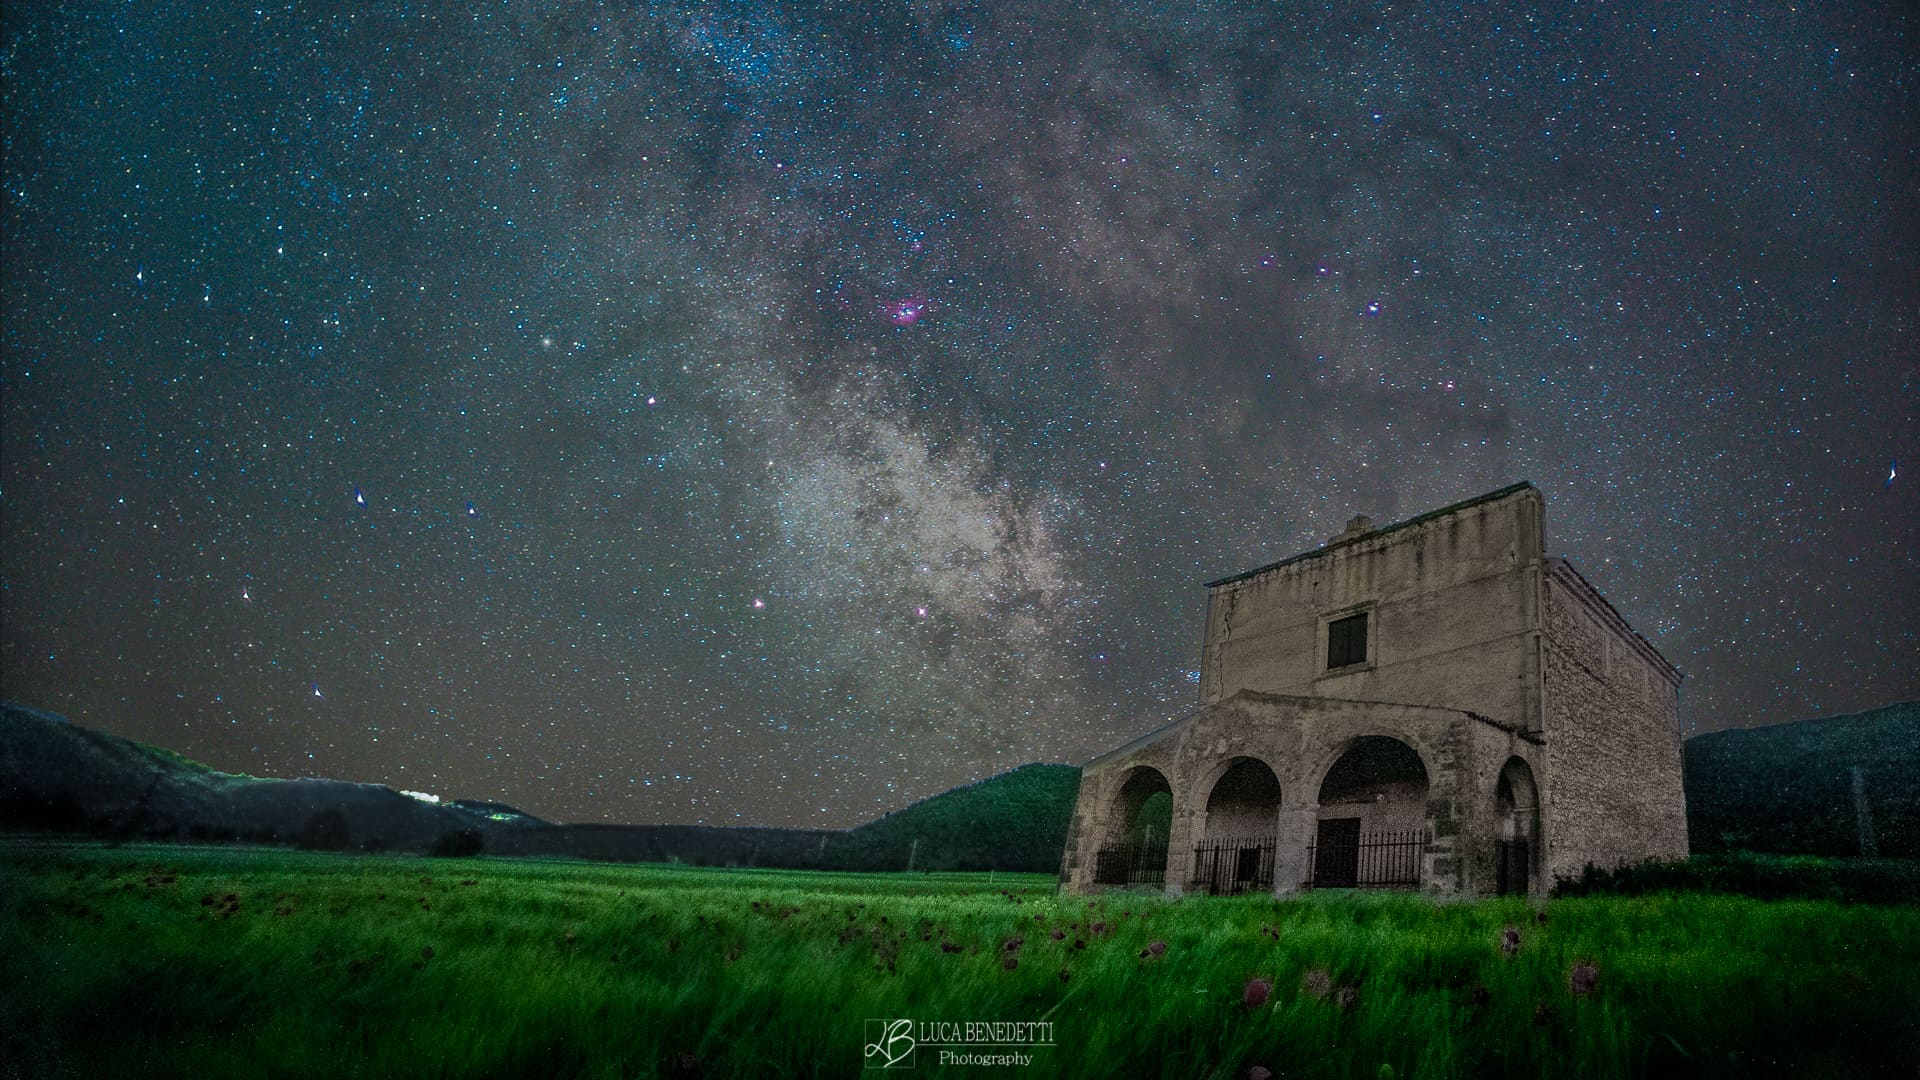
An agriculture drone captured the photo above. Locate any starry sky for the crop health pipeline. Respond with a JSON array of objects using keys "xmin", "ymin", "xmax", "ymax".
[{"xmin": 2, "ymin": 2, "xmax": 1914, "ymax": 827}]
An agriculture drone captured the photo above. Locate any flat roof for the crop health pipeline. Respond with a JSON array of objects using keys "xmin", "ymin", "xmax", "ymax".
[{"xmin": 1204, "ymin": 481, "xmax": 1537, "ymax": 589}]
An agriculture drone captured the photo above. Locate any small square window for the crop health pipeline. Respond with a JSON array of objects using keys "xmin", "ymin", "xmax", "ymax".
[{"xmin": 1327, "ymin": 612, "xmax": 1368, "ymax": 669}]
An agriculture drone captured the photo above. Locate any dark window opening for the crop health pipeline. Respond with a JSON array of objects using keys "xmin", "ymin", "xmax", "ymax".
[{"xmin": 1327, "ymin": 612, "xmax": 1368, "ymax": 669}]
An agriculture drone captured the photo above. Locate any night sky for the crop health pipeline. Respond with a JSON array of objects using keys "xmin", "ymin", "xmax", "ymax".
[{"xmin": 3, "ymin": 3, "xmax": 1913, "ymax": 827}]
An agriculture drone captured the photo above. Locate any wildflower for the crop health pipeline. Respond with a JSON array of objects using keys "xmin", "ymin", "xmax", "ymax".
[
  {"xmin": 1500, "ymin": 926, "xmax": 1521, "ymax": 955},
  {"xmin": 1242, "ymin": 978, "xmax": 1272, "ymax": 1009},
  {"xmin": 1301, "ymin": 969, "xmax": 1333, "ymax": 1000},
  {"xmin": 1335, "ymin": 986, "xmax": 1360, "ymax": 1012},
  {"xmin": 1569, "ymin": 962, "xmax": 1600, "ymax": 997},
  {"xmin": 1139, "ymin": 940, "xmax": 1168, "ymax": 959}
]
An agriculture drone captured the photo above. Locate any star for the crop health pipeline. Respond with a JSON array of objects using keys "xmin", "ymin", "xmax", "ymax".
[{"xmin": 884, "ymin": 297, "xmax": 930, "ymax": 326}]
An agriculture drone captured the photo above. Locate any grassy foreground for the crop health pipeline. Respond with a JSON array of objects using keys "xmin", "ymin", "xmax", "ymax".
[{"xmin": 3, "ymin": 842, "xmax": 1916, "ymax": 1079}]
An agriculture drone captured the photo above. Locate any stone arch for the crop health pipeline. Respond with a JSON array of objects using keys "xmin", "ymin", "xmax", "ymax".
[
  {"xmin": 1103, "ymin": 765, "xmax": 1173, "ymax": 849},
  {"xmin": 1200, "ymin": 756, "xmax": 1283, "ymax": 842},
  {"xmin": 1311, "ymin": 735, "xmax": 1432, "ymax": 888},
  {"xmin": 1192, "ymin": 756, "xmax": 1283, "ymax": 894},
  {"xmin": 1090, "ymin": 764, "xmax": 1172, "ymax": 887},
  {"xmin": 1493, "ymin": 756, "xmax": 1540, "ymax": 896}
]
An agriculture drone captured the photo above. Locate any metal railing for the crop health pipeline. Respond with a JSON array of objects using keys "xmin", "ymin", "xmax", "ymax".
[
  {"xmin": 1189, "ymin": 836, "xmax": 1277, "ymax": 895},
  {"xmin": 1307, "ymin": 830, "xmax": 1426, "ymax": 889},
  {"xmin": 1092, "ymin": 843, "xmax": 1169, "ymax": 887}
]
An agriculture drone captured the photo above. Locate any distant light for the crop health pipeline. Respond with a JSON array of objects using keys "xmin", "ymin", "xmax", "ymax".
[{"xmin": 752, "ymin": 597, "xmax": 766, "ymax": 609}]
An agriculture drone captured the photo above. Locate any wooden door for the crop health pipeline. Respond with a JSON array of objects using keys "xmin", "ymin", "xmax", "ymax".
[{"xmin": 1314, "ymin": 818, "xmax": 1361, "ymax": 887}]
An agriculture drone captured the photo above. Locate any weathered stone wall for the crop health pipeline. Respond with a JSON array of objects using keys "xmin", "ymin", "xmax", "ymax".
[
  {"xmin": 1199, "ymin": 486, "xmax": 1545, "ymax": 733},
  {"xmin": 1317, "ymin": 780, "xmax": 1427, "ymax": 834},
  {"xmin": 1540, "ymin": 562, "xmax": 1688, "ymax": 882},
  {"xmin": 1203, "ymin": 777, "xmax": 1283, "ymax": 839},
  {"xmin": 1456, "ymin": 720, "xmax": 1549, "ymax": 897}
]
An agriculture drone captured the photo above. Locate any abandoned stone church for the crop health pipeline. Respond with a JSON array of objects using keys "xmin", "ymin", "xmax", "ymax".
[{"xmin": 1060, "ymin": 482, "xmax": 1688, "ymax": 898}]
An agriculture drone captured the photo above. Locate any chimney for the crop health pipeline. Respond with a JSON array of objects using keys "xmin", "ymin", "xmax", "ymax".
[{"xmin": 1331, "ymin": 514, "xmax": 1375, "ymax": 545}]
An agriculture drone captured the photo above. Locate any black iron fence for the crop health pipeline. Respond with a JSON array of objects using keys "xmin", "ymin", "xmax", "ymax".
[
  {"xmin": 1092, "ymin": 843, "xmax": 1169, "ymax": 887},
  {"xmin": 1190, "ymin": 836, "xmax": 1277, "ymax": 895},
  {"xmin": 1307, "ymin": 829, "xmax": 1426, "ymax": 889}
]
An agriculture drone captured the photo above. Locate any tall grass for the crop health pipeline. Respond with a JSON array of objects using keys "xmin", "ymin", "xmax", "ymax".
[{"xmin": 3, "ymin": 841, "xmax": 1915, "ymax": 1078}]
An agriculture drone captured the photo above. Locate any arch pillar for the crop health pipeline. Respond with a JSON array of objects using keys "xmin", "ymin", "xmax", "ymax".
[
  {"xmin": 1271, "ymin": 801, "xmax": 1318, "ymax": 895},
  {"xmin": 1163, "ymin": 801, "xmax": 1198, "ymax": 897}
]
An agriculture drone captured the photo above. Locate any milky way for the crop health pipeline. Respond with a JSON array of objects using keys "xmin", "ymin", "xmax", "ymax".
[{"xmin": 2, "ymin": 3, "xmax": 1913, "ymax": 825}]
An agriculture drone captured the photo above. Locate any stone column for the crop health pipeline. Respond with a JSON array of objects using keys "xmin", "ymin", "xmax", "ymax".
[
  {"xmin": 1163, "ymin": 800, "xmax": 1198, "ymax": 898},
  {"xmin": 1272, "ymin": 803, "xmax": 1318, "ymax": 896},
  {"xmin": 1065, "ymin": 780, "xmax": 1111, "ymax": 894}
]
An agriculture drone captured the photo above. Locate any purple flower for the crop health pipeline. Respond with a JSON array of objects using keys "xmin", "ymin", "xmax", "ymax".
[
  {"xmin": 1569, "ymin": 962, "xmax": 1600, "ymax": 997},
  {"xmin": 1242, "ymin": 978, "xmax": 1272, "ymax": 1009}
]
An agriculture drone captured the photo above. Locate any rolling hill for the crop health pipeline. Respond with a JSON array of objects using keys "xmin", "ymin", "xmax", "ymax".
[
  {"xmin": 1685, "ymin": 700, "xmax": 1918, "ymax": 858},
  {"xmin": 0, "ymin": 702, "xmax": 547, "ymax": 852},
  {"xmin": 0, "ymin": 702, "xmax": 1080, "ymax": 871},
  {"xmin": 10, "ymin": 697, "xmax": 1914, "ymax": 870}
]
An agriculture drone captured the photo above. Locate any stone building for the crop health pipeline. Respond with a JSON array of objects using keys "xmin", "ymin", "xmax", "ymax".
[{"xmin": 1060, "ymin": 482, "xmax": 1687, "ymax": 898}]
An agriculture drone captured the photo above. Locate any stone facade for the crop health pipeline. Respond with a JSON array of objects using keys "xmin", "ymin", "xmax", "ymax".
[{"xmin": 1061, "ymin": 483, "xmax": 1686, "ymax": 898}]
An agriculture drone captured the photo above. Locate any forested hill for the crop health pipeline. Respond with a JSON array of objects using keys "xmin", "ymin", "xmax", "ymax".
[{"xmin": 1685, "ymin": 701, "xmax": 1918, "ymax": 858}]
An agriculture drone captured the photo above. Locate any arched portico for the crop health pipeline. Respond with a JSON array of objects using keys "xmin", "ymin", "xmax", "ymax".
[{"xmin": 1067, "ymin": 694, "xmax": 1491, "ymax": 897}]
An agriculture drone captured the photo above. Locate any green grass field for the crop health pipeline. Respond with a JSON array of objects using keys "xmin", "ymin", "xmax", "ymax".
[{"xmin": 3, "ymin": 841, "xmax": 1916, "ymax": 1079}]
